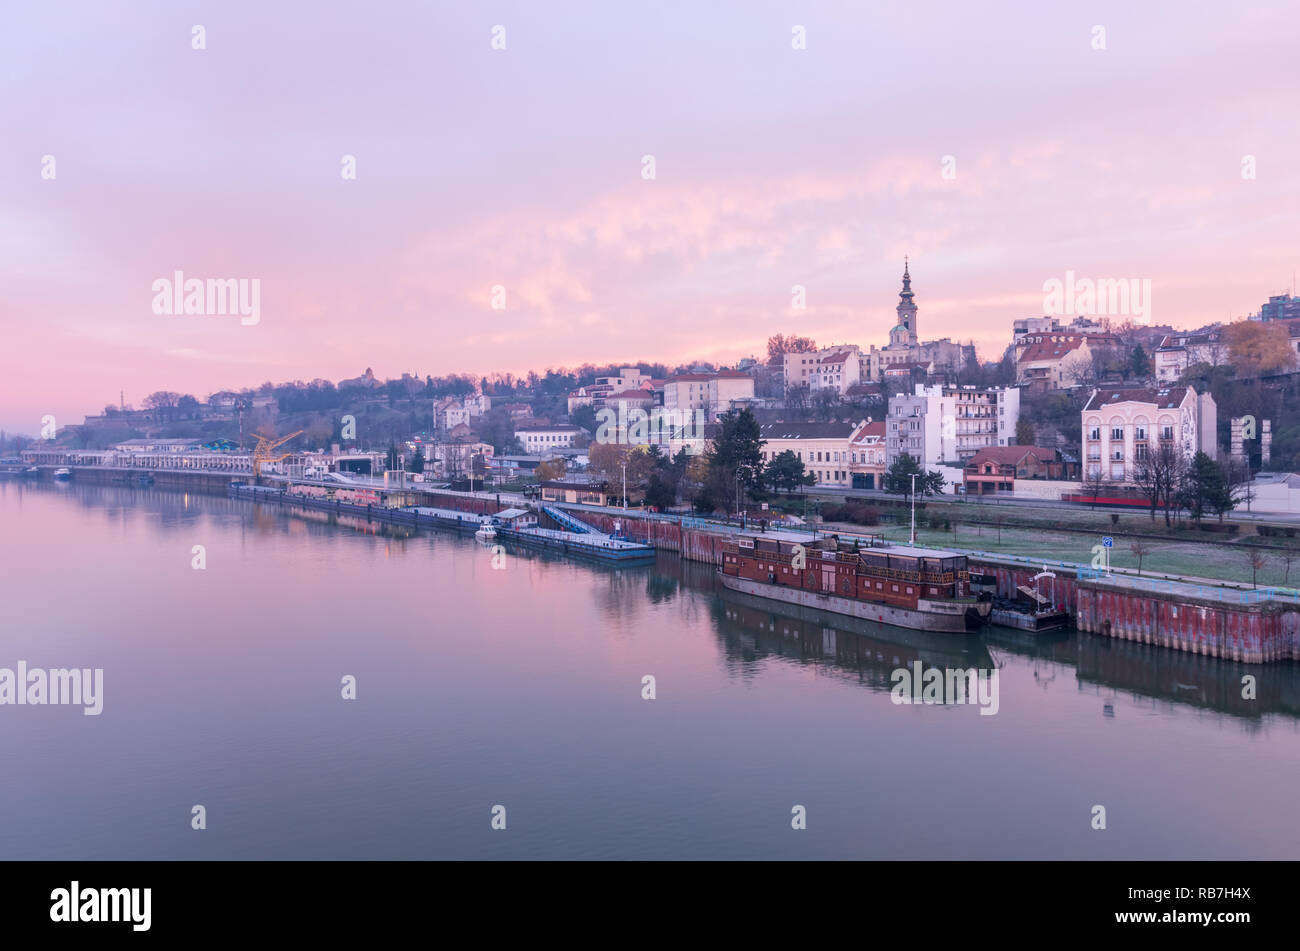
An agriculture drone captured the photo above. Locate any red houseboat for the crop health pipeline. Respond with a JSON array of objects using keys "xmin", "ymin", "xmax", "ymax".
[{"xmin": 719, "ymin": 534, "xmax": 992, "ymax": 633}]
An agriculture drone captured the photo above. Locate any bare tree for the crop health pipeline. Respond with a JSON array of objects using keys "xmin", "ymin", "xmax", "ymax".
[
  {"xmin": 1227, "ymin": 458, "xmax": 1256, "ymax": 512},
  {"xmin": 1082, "ymin": 468, "xmax": 1106, "ymax": 509},
  {"xmin": 1128, "ymin": 539, "xmax": 1152, "ymax": 576},
  {"xmin": 1133, "ymin": 441, "xmax": 1187, "ymax": 527},
  {"xmin": 1247, "ymin": 549, "xmax": 1268, "ymax": 589},
  {"xmin": 1282, "ymin": 551, "xmax": 1296, "ymax": 588}
]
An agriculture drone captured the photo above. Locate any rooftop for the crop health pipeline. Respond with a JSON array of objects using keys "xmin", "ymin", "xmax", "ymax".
[{"xmin": 1083, "ymin": 386, "xmax": 1191, "ymax": 411}]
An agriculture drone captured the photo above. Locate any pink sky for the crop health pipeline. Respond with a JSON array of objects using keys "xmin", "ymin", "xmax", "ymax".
[{"xmin": 2, "ymin": 1, "xmax": 1298, "ymax": 433}]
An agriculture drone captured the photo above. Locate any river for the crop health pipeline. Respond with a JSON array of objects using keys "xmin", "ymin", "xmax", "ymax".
[{"xmin": 3, "ymin": 481, "xmax": 1299, "ymax": 859}]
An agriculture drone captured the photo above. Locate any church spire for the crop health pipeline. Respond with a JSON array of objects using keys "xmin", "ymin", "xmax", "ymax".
[{"xmin": 894, "ymin": 257, "xmax": 918, "ymax": 346}]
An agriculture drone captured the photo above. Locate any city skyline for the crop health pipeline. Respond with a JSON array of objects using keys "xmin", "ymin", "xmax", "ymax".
[{"xmin": 4, "ymin": 1, "xmax": 1298, "ymax": 434}]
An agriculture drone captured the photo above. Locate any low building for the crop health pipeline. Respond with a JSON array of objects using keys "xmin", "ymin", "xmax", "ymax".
[
  {"xmin": 963, "ymin": 446, "xmax": 1067, "ymax": 496},
  {"xmin": 567, "ymin": 387, "xmax": 596, "ymax": 413},
  {"xmin": 606, "ymin": 389, "xmax": 654, "ymax": 410},
  {"xmin": 783, "ymin": 345, "xmax": 861, "ymax": 395},
  {"xmin": 1015, "ymin": 332, "xmax": 1118, "ymax": 391},
  {"xmin": 663, "ymin": 371, "xmax": 755, "ymax": 420},
  {"xmin": 847, "ymin": 419, "xmax": 887, "ymax": 489},
  {"xmin": 516, "ymin": 423, "xmax": 583, "ymax": 454},
  {"xmin": 540, "ymin": 478, "xmax": 609, "ymax": 505},
  {"xmin": 1153, "ymin": 328, "xmax": 1224, "ymax": 382},
  {"xmin": 758, "ymin": 421, "xmax": 862, "ymax": 487}
]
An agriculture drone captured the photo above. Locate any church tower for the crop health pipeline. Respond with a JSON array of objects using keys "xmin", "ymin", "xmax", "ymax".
[{"xmin": 890, "ymin": 258, "xmax": 919, "ymax": 348}]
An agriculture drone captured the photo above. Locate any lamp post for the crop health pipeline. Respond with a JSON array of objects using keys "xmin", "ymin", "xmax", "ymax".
[
  {"xmin": 735, "ymin": 464, "xmax": 752, "ymax": 527},
  {"xmin": 621, "ymin": 459, "xmax": 627, "ymax": 510},
  {"xmin": 910, "ymin": 473, "xmax": 917, "ymax": 545}
]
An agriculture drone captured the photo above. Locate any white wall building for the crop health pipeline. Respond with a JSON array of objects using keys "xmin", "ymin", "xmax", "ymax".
[
  {"xmin": 885, "ymin": 384, "xmax": 1020, "ymax": 468},
  {"xmin": 663, "ymin": 371, "xmax": 755, "ymax": 420},
  {"xmin": 782, "ymin": 345, "xmax": 862, "ymax": 394},
  {"xmin": 1082, "ymin": 385, "xmax": 1217, "ymax": 483},
  {"xmin": 516, "ymin": 424, "xmax": 583, "ymax": 454},
  {"xmin": 1153, "ymin": 329, "xmax": 1225, "ymax": 382},
  {"xmin": 757, "ymin": 421, "xmax": 862, "ymax": 487}
]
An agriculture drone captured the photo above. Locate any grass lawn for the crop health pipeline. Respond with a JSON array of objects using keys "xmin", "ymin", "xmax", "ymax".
[{"xmin": 819, "ymin": 518, "xmax": 1300, "ymax": 588}]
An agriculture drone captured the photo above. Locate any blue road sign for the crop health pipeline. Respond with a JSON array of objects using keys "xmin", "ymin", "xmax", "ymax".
[{"xmin": 1102, "ymin": 536, "xmax": 1113, "ymax": 548}]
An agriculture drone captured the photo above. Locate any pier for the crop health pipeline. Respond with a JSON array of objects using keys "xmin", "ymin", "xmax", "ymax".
[
  {"xmin": 14, "ymin": 460, "xmax": 1300, "ymax": 662},
  {"xmin": 227, "ymin": 483, "xmax": 656, "ymax": 564}
]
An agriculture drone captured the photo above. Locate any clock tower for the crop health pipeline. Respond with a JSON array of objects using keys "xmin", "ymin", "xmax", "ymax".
[{"xmin": 890, "ymin": 258, "xmax": 918, "ymax": 348}]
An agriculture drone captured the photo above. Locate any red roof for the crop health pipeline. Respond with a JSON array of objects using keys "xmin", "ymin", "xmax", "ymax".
[
  {"xmin": 967, "ymin": 446, "xmax": 1055, "ymax": 467},
  {"xmin": 607, "ymin": 389, "xmax": 653, "ymax": 400},
  {"xmin": 850, "ymin": 420, "xmax": 886, "ymax": 442},
  {"xmin": 1017, "ymin": 335, "xmax": 1086, "ymax": 363}
]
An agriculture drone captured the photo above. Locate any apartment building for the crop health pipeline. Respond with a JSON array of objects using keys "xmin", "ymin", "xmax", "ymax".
[
  {"xmin": 1081, "ymin": 386, "xmax": 1217, "ymax": 483},
  {"xmin": 782, "ymin": 345, "xmax": 862, "ymax": 395},
  {"xmin": 1153, "ymin": 329, "xmax": 1225, "ymax": 382},
  {"xmin": 1015, "ymin": 332, "xmax": 1117, "ymax": 391},
  {"xmin": 885, "ymin": 384, "xmax": 1020, "ymax": 468},
  {"xmin": 757, "ymin": 421, "xmax": 861, "ymax": 487},
  {"xmin": 663, "ymin": 371, "xmax": 754, "ymax": 419}
]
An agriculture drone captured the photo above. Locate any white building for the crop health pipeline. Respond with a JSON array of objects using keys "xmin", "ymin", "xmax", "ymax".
[
  {"xmin": 1153, "ymin": 329, "xmax": 1224, "ymax": 382},
  {"xmin": 885, "ymin": 384, "xmax": 1020, "ymax": 468},
  {"xmin": 443, "ymin": 404, "xmax": 471, "ymax": 429},
  {"xmin": 1082, "ymin": 385, "xmax": 1217, "ymax": 483},
  {"xmin": 782, "ymin": 345, "xmax": 862, "ymax": 395},
  {"xmin": 757, "ymin": 421, "xmax": 862, "ymax": 487},
  {"xmin": 587, "ymin": 368, "xmax": 652, "ymax": 406},
  {"xmin": 515, "ymin": 424, "xmax": 583, "ymax": 454},
  {"xmin": 663, "ymin": 371, "xmax": 755, "ymax": 420},
  {"xmin": 1015, "ymin": 332, "xmax": 1118, "ymax": 391}
]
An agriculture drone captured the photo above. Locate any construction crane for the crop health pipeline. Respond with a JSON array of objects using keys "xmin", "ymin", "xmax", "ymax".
[{"xmin": 247, "ymin": 430, "xmax": 304, "ymax": 479}]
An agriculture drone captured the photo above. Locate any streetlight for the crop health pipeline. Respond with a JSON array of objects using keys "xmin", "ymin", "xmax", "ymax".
[
  {"xmin": 735, "ymin": 464, "xmax": 752, "ymax": 527},
  {"xmin": 910, "ymin": 472, "xmax": 917, "ymax": 545},
  {"xmin": 621, "ymin": 459, "xmax": 627, "ymax": 510}
]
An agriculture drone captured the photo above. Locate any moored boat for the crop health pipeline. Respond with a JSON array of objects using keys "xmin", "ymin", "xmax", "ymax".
[
  {"xmin": 53, "ymin": 467, "xmax": 72, "ymax": 481},
  {"xmin": 720, "ymin": 534, "xmax": 992, "ymax": 633},
  {"xmin": 475, "ymin": 523, "xmax": 497, "ymax": 541}
]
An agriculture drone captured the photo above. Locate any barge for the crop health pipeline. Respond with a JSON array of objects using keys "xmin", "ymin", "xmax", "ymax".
[{"xmin": 720, "ymin": 534, "xmax": 992, "ymax": 633}]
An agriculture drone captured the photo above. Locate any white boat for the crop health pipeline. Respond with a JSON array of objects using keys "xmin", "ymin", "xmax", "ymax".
[
  {"xmin": 475, "ymin": 524, "xmax": 497, "ymax": 541},
  {"xmin": 53, "ymin": 468, "xmax": 72, "ymax": 481}
]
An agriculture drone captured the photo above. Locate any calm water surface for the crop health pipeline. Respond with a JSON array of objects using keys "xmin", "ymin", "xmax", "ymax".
[{"xmin": 3, "ymin": 482, "xmax": 1299, "ymax": 859}]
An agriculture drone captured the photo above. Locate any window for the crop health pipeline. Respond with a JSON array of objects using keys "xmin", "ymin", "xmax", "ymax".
[
  {"xmin": 1111, "ymin": 427, "xmax": 1123, "ymax": 440},
  {"xmin": 1162, "ymin": 426, "xmax": 1174, "ymax": 440},
  {"xmin": 891, "ymin": 584, "xmax": 899, "ymax": 592}
]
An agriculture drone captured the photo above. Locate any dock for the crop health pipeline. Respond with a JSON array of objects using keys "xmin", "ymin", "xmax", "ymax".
[{"xmin": 227, "ymin": 483, "xmax": 656, "ymax": 564}]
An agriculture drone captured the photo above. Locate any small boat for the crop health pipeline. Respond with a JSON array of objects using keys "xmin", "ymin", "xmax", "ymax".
[
  {"xmin": 137, "ymin": 473, "xmax": 155, "ymax": 486},
  {"xmin": 53, "ymin": 467, "xmax": 72, "ymax": 482},
  {"xmin": 20, "ymin": 466, "xmax": 40, "ymax": 479},
  {"xmin": 475, "ymin": 524, "xmax": 497, "ymax": 541}
]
